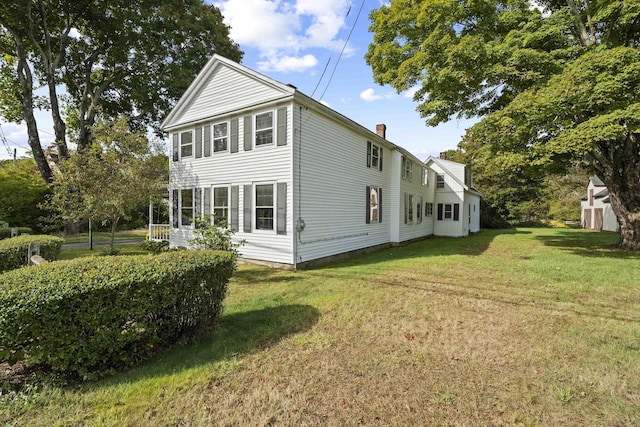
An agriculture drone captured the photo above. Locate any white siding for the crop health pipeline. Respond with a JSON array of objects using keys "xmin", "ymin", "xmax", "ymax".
[
  {"xmin": 467, "ymin": 193, "xmax": 481, "ymax": 233},
  {"xmin": 169, "ymin": 102, "xmax": 294, "ymax": 264},
  {"xmin": 293, "ymin": 105, "xmax": 391, "ymax": 264},
  {"xmin": 171, "ymin": 65, "xmax": 290, "ymax": 128},
  {"xmin": 398, "ymin": 159, "xmax": 434, "ymax": 242}
]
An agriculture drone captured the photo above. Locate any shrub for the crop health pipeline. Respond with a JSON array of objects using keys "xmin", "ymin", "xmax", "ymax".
[
  {"xmin": 140, "ymin": 239, "xmax": 170, "ymax": 254},
  {"xmin": 0, "ymin": 250, "xmax": 236, "ymax": 379},
  {"xmin": 0, "ymin": 227, "xmax": 33, "ymax": 240},
  {"xmin": 0, "ymin": 235, "xmax": 63, "ymax": 273}
]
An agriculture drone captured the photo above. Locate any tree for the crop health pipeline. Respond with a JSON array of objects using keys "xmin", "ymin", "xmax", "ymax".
[
  {"xmin": 366, "ymin": 0, "xmax": 640, "ymax": 249},
  {"xmin": 0, "ymin": 158, "xmax": 50, "ymax": 231},
  {"xmin": 0, "ymin": 0, "xmax": 242, "ymax": 183},
  {"xmin": 47, "ymin": 116, "xmax": 167, "ymax": 252}
]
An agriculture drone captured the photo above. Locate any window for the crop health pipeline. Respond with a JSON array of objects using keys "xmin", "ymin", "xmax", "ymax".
[
  {"xmin": 426, "ymin": 202, "xmax": 433, "ymax": 217},
  {"xmin": 203, "ymin": 187, "xmax": 211, "ymax": 219},
  {"xmin": 437, "ymin": 203, "xmax": 460, "ymax": 221},
  {"xmin": 416, "ymin": 196, "xmax": 423, "ymax": 224},
  {"xmin": 255, "ymin": 184, "xmax": 274, "ymax": 230},
  {"xmin": 422, "ymin": 168, "xmax": 428, "ymax": 186},
  {"xmin": 404, "ymin": 193, "xmax": 414, "ymax": 224},
  {"xmin": 195, "ymin": 127, "xmax": 203, "ymax": 158},
  {"xmin": 367, "ymin": 186, "xmax": 381, "ymax": 223},
  {"xmin": 213, "ymin": 186, "xmax": 229, "ymax": 225},
  {"xmin": 255, "ymin": 112, "xmax": 274, "ymax": 146},
  {"xmin": 402, "ymin": 156, "xmax": 412, "ymax": 181},
  {"xmin": 436, "ymin": 174, "xmax": 445, "ymax": 189},
  {"xmin": 172, "ymin": 134, "xmax": 179, "ymax": 161},
  {"xmin": 367, "ymin": 141, "xmax": 383, "ymax": 171},
  {"xmin": 181, "ymin": 189, "xmax": 194, "ymax": 226},
  {"xmin": 213, "ymin": 122, "xmax": 228, "ymax": 152},
  {"xmin": 180, "ymin": 131, "xmax": 193, "ymax": 158},
  {"xmin": 444, "ymin": 203, "xmax": 453, "ymax": 220},
  {"xmin": 203, "ymin": 125, "xmax": 211, "ymax": 157}
]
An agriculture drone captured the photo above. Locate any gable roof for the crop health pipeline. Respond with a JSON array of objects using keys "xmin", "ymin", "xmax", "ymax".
[
  {"xmin": 424, "ymin": 156, "xmax": 482, "ymax": 197},
  {"xmin": 590, "ymin": 176, "xmax": 606, "ymax": 187},
  {"xmin": 161, "ymin": 55, "xmax": 433, "ymax": 166}
]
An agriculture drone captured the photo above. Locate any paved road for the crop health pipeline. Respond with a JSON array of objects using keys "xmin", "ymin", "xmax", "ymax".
[{"xmin": 62, "ymin": 239, "xmax": 143, "ymax": 249}]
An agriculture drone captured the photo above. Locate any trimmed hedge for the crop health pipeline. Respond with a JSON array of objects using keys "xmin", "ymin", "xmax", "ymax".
[
  {"xmin": 0, "ymin": 227, "xmax": 33, "ymax": 240},
  {"xmin": 0, "ymin": 250, "xmax": 236, "ymax": 378},
  {"xmin": 0, "ymin": 235, "xmax": 64, "ymax": 273}
]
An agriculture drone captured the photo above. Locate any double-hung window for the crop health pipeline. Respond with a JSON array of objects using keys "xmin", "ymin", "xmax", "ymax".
[
  {"xmin": 366, "ymin": 186, "xmax": 382, "ymax": 223},
  {"xmin": 181, "ymin": 188, "xmax": 194, "ymax": 226},
  {"xmin": 213, "ymin": 122, "xmax": 228, "ymax": 153},
  {"xmin": 367, "ymin": 141, "xmax": 383, "ymax": 171},
  {"xmin": 213, "ymin": 186, "xmax": 230, "ymax": 225},
  {"xmin": 402, "ymin": 156, "xmax": 412, "ymax": 181},
  {"xmin": 255, "ymin": 184, "xmax": 274, "ymax": 230},
  {"xmin": 404, "ymin": 193, "xmax": 414, "ymax": 224},
  {"xmin": 437, "ymin": 203, "xmax": 460, "ymax": 221},
  {"xmin": 436, "ymin": 174, "xmax": 445, "ymax": 189},
  {"xmin": 426, "ymin": 202, "xmax": 433, "ymax": 217},
  {"xmin": 180, "ymin": 131, "xmax": 193, "ymax": 158},
  {"xmin": 255, "ymin": 112, "xmax": 274, "ymax": 146}
]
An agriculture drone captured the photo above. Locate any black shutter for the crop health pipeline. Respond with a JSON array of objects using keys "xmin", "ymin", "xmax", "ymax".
[
  {"xmin": 230, "ymin": 185, "xmax": 239, "ymax": 231},
  {"xmin": 277, "ymin": 107, "xmax": 287, "ymax": 146},
  {"xmin": 437, "ymin": 203, "xmax": 443, "ymax": 221},
  {"xmin": 366, "ymin": 186, "xmax": 371, "ymax": 224},
  {"xmin": 378, "ymin": 188, "xmax": 382, "ymax": 222},
  {"xmin": 277, "ymin": 183, "xmax": 287, "ymax": 234},
  {"xmin": 366, "ymin": 141, "xmax": 372, "ymax": 167},
  {"xmin": 243, "ymin": 115, "xmax": 252, "ymax": 151},
  {"xmin": 195, "ymin": 127, "xmax": 202, "ymax": 158},
  {"xmin": 243, "ymin": 184, "xmax": 252, "ymax": 232},
  {"xmin": 454, "ymin": 203, "xmax": 460, "ymax": 221},
  {"xmin": 379, "ymin": 147, "xmax": 383, "ymax": 171},
  {"xmin": 172, "ymin": 189, "xmax": 179, "ymax": 228},
  {"xmin": 230, "ymin": 118, "xmax": 239, "ymax": 153},
  {"xmin": 404, "ymin": 193, "xmax": 408, "ymax": 224},
  {"xmin": 172, "ymin": 134, "xmax": 178, "ymax": 161}
]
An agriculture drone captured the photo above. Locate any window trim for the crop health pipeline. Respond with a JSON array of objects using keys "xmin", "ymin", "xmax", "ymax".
[
  {"xmin": 254, "ymin": 182, "xmax": 275, "ymax": 232},
  {"xmin": 436, "ymin": 174, "xmax": 445, "ymax": 189},
  {"xmin": 254, "ymin": 110, "xmax": 275, "ymax": 148},
  {"xmin": 213, "ymin": 121, "xmax": 230, "ymax": 153},
  {"xmin": 367, "ymin": 185, "xmax": 381, "ymax": 224},
  {"xmin": 426, "ymin": 202, "xmax": 433, "ymax": 217},
  {"xmin": 180, "ymin": 188, "xmax": 194, "ymax": 227},
  {"xmin": 212, "ymin": 185, "xmax": 231, "ymax": 226},
  {"xmin": 180, "ymin": 130, "xmax": 193, "ymax": 158},
  {"xmin": 402, "ymin": 156, "xmax": 413, "ymax": 181}
]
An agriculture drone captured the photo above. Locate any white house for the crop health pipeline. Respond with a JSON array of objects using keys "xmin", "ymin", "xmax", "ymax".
[
  {"xmin": 160, "ymin": 55, "xmax": 480, "ymax": 269},
  {"xmin": 581, "ymin": 176, "xmax": 619, "ymax": 232}
]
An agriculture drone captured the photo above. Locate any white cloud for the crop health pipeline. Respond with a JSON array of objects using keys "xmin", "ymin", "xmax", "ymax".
[
  {"xmin": 403, "ymin": 85, "xmax": 420, "ymax": 99},
  {"xmin": 68, "ymin": 27, "xmax": 82, "ymax": 39},
  {"xmin": 258, "ymin": 54, "xmax": 318, "ymax": 73},
  {"xmin": 215, "ymin": 0, "xmax": 351, "ymax": 72},
  {"xmin": 360, "ymin": 88, "xmax": 393, "ymax": 102}
]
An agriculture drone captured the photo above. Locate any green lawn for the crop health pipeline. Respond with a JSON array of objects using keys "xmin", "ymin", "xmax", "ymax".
[
  {"xmin": 1, "ymin": 228, "xmax": 639, "ymax": 426},
  {"xmin": 60, "ymin": 228, "xmax": 147, "ymax": 244}
]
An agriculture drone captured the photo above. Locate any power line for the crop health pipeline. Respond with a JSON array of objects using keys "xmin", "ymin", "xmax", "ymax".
[{"xmin": 317, "ymin": 0, "xmax": 367, "ymax": 101}]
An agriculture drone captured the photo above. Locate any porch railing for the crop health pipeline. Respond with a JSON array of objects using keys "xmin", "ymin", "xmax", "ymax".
[{"xmin": 149, "ymin": 224, "xmax": 170, "ymax": 242}]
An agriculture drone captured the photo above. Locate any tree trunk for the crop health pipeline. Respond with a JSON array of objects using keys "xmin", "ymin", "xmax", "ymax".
[{"xmin": 595, "ymin": 132, "xmax": 640, "ymax": 250}]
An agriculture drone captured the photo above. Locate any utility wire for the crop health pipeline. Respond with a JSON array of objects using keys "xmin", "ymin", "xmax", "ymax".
[{"xmin": 318, "ymin": 0, "xmax": 366, "ymax": 101}]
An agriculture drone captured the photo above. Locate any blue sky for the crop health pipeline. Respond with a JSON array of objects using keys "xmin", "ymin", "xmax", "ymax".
[{"xmin": 0, "ymin": 0, "xmax": 477, "ymax": 161}]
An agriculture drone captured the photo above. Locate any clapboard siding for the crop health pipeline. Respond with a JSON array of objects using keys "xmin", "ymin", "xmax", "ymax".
[
  {"xmin": 398, "ymin": 163, "xmax": 434, "ymax": 242},
  {"xmin": 173, "ymin": 65, "xmax": 290, "ymax": 127},
  {"xmin": 169, "ymin": 102, "xmax": 294, "ymax": 264},
  {"xmin": 293, "ymin": 105, "xmax": 392, "ymax": 264}
]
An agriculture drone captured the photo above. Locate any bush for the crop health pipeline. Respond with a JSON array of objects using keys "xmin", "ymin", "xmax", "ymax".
[
  {"xmin": 0, "ymin": 227, "xmax": 33, "ymax": 240},
  {"xmin": 0, "ymin": 250, "xmax": 236, "ymax": 379},
  {"xmin": 0, "ymin": 235, "xmax": 63, "ymax": 273},
  {"xmin": 140, "ymin": 239, "xmax": 170, "ymax": 254}
]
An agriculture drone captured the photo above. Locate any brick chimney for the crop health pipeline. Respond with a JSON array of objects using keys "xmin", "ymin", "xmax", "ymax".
[
  {"xmin": 439, "ymin": 152, "xmax": 447, "ymax": 160},
  {"xmin": 376, "ymin": 124, "xmax": 386, "ymax": 139}
]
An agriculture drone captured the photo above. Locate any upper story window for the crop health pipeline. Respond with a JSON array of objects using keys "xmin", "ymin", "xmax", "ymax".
[
  {"xmin": 436, "ymin": 174, "xmax": 445, "ymax": 189},
  {"xmin": 402, "ymin": 156, "xmax": 412, "ymax": 181},
  {"xmin": 367, "ymin": 141, "xmax": 383, "ymax": 171},
  {"xmin": 255, "ymin": 112, "xmax": 274, "ymax": 146},
  {"xmin": 213, "ymin": 122, "xmax": 228, "ymax": 152},
  {"xmin": 180, "ymin": 131, "xmax": 193, "ymax": 158},
  {"xmin": 422, "ymin": 168, "xmax": 428, "ymax": 186}
]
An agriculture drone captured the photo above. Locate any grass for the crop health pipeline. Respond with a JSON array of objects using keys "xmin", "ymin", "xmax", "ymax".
[
  {"xmin": 1, "ymin": 228, "xmax": 639, "ymax": 426},
  {"xmin": 57, "ymin": 244, "xmax": 149, "ymax": 260}
]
